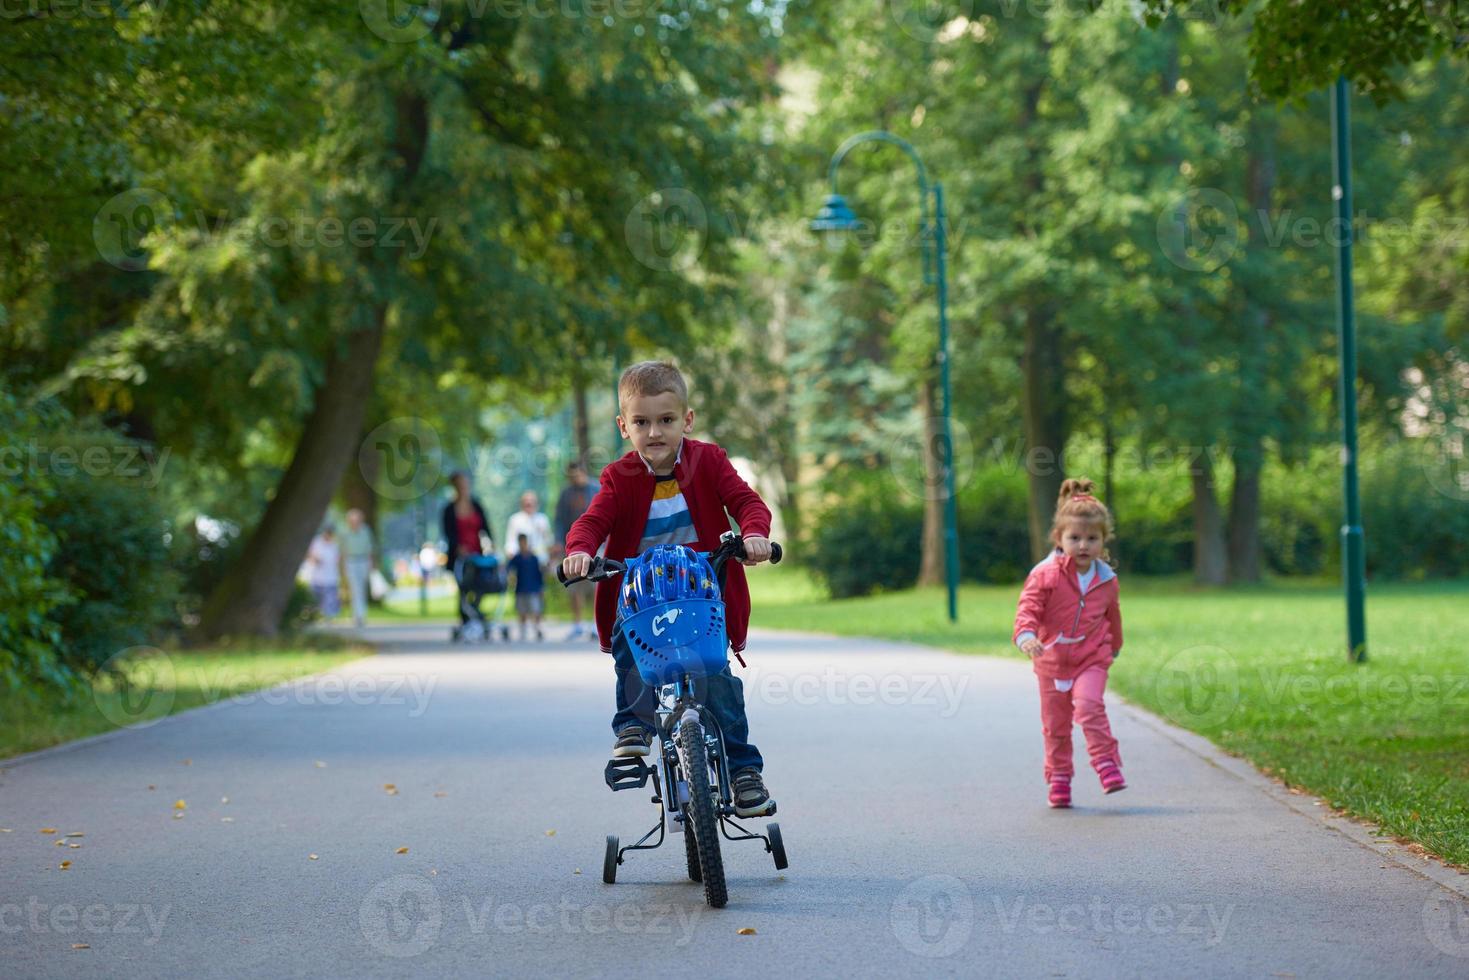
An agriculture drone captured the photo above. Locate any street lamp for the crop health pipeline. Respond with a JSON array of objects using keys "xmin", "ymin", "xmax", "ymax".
[
  {"xmin": 1331, "ymin": 77, "xmax": 1368, "ymax": 662},
  {"xmin": 811, "ymin": 131, "xmax": 960, "ymax": 623}
]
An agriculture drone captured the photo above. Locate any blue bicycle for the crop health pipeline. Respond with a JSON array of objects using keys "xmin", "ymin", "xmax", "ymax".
[{"xmin": 558, "ymin": 532, "xmax": 788, "ymax": 908}]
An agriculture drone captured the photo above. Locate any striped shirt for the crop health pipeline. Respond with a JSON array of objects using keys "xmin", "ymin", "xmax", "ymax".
[{"xmin": 638, "ymin": 474, "xmax": 698, "ymax": 553}]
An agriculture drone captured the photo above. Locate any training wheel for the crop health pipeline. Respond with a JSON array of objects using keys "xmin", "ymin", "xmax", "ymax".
[
  {"xmin": 603, "ymin": 835, "xmax": 619, "ymax": 884},
  {"xmin": 766, "ymin": 822, "xmax": 788, "ymax": 871}
]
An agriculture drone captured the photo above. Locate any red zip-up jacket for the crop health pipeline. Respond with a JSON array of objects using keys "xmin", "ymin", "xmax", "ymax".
[
  {"xmin": 1013, "ymin": 549, "xmax": 1123, "ymax": 680},
  {"xmin": 564, "ymin": 438, "xmax": 773, "ymax": 655}
]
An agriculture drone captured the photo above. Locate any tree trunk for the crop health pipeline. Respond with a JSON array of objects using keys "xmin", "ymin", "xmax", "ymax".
[
  {"xmin": 1227, "ymin": 445, "xmax": 1263, "ymax": 583},
  {"xmin": 1189, "ymin": 450, "xmax": 1228, "ymax": 585},
  {"xmin": 917, "ymin": 377, "xmax": 945, "ymax": 587},
  {"xmin": 1226, "ymin": 122, "xmax": 1277, "ymax": 585},
  {"xmin": 1023, "ymin": 306, "xmax": 1067, "ymax": 561},
  {"xmin": 196, "ymin": 319, "xmax": 387, "ymax": 637},
  {"xmin": 341, "ymin": 434, "xmax": 379, "ymax": 536},
  {"xmin": 196, "ymin": 88, "xmax": 430, "ymax": 638}
]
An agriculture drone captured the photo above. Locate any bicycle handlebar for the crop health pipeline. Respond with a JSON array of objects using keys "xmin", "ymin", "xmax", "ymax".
[{"xmin": 557, "ymin": 533, "xmax": 782, "ymax": 588}]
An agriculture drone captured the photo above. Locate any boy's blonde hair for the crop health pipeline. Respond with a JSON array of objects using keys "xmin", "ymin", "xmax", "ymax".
[{"xmin": 618, "ymin": 360, "xmax": 688, "ymax": 412}]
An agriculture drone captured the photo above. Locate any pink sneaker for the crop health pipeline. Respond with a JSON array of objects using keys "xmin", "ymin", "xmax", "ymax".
[
  {"xmin": 1048, "ymin": 779, "xmax": 1071, "ymax": 808},
  {"xmin": 1098, "ymin": 762, "xmax": 1127, "ymax": 794}
]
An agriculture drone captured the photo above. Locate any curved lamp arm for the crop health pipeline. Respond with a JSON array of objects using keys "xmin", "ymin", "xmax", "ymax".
[{"xmin": 825, "ymin": 130, "xmax": 935, "ymax": 284}]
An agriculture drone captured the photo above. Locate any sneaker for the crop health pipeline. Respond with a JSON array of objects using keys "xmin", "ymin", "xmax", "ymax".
[
  {"xmin": 535, "ymin": 628, "xmax": 544, "ymax": 642},
  {"xmin": 1098, "ymin": 762, "xmax": 1127, "ymax": 794},
  {"xmin": 612, "ymin": 727, "xmax": 653, "ymax": 758},
  {"xmin": 1048, "ymin": 778, "xmax": 1072, "ymax": 809},
  {"xmin": 732, "ymin": 768, "xmax": 775, "ymax": 817}
]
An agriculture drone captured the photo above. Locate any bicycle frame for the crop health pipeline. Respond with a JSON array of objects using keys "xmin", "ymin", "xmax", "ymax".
[
  {"xmin": 570, "ymin": 533, "xmax": 786, "ymax": 876},
  {"xmin": 608, "ymin": 666, "xmax": 771, "ymax": 866}
]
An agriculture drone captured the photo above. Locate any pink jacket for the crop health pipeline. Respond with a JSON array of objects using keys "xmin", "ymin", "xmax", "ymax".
[{"xmin": 1013, "ymin": 549, "xmax": 1123, "ymax": 681}]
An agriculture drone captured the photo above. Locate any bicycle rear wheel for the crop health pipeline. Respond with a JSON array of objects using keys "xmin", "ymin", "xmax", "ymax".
[{"xmin": 677, "ymin": 719, "xmax": 727, "ymax": 907}]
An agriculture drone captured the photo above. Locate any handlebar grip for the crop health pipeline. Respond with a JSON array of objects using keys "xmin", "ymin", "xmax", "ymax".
[
  {"xmin": 770, "ymin": 542, "xmax": 783, "ymax": 565},
  {"xmin": 556, "ymin": 564, "xmax": 572, "ymax": 585}
]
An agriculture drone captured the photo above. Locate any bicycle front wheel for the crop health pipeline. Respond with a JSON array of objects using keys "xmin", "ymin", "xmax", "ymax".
[{"xmin": 677, "ymin": 718, "xmax": 727, "ymax": 908}]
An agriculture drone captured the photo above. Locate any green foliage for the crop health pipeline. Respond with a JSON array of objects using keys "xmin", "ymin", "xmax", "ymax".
[
  {"xmin": 806, "ymin": 482, "xmax": 922, "ymax": 599},
  {"xmin": 807, "ymin": 432, "xmax": 1469, "ymax": 596},
  {"xmin": 1360, "ymin": 443, "xmax": 1469, "ymax": 579},
  {"xmin": 955, "ymin": 466, "xmax": 1032, "ymax": 585},
  {"xmin": 39, "ymin": 430, "xmax": 177, "ymax": 681},
  {"xmin": 1136, "ymin": 1, "xmax": 1469, "ymax": 102},
  {"xmin": 0, "ymin": 392, "xmax": 71, "ymax": 692}
]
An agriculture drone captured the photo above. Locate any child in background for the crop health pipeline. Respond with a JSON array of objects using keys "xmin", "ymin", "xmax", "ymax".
[
  {"xmin": 1013, "ymin": 478, "xmax": 1126, "ymax": 809},
  {"xmin": 306, "ymin": 524, "xmax": 342, "ymax": 620},
  {"xmin": 508, "ymin": 532, "xmax": 546, "ymax": 642}
]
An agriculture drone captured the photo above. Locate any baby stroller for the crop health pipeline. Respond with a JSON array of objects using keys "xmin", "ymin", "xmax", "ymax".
[{"xmin": 451, "ymin": 554, "xmax": 510, "ymax": 643}]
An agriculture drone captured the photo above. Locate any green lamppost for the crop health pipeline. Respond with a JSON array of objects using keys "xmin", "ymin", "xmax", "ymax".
[
  {"xmin": 1331, "ymin": 77, "xmax": 1368, "ymax": 662},
  {"xmin": 811, "ymin": 131, "xmax": 960, "ymax": 623}
]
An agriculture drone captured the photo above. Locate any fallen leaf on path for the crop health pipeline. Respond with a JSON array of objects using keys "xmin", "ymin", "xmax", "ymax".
[
  {"xmin": 40, "ymin": 828, "xmax": 56, "ymax": 834},
  {"xmin": 736, "ymin": 927, "xmax": 756, "ymax": 936},
  {"xmin": 172, "ymin": 813, "xmax": 184, "ymax": 820},
  {"xmin": 430, "ymin": 869, "xmax": 438, "ymax": 876},
  {"xmin": 309, "ymin": 854, "xmax": 319, "ymax": 861},
  {"xmin": 173, "ymin": 800, "xmax": 187, "ymax": 810},
  {"xmin": 395, "ymin": 847, "xmax": 409, "ymax": 854},
  {"xmin": 544, "ymin": 830, "xmax": 556, "ymax": 837},
  {"xmin": 221, "ymin": 818, "xmax": 234, "ymax": 823},
  {"xmin": 59, "ymin": 860, "xmax": 72, "ymax": 870},
  {"xmin": 383, "ymin": 783, "xmax": 395, "ymax": 790},
  {"xmin": 72, "ymin": 943, "xmax": 89, "ymax": 949},
  {"xmin": 221, "ymin": 797, "xmax": 229, "ymax": 804},
  {"xmin": 433, "ymin": 792, "xmax": 447, "ymax": 798},
  {"xmin": 68, "ymin": 844, "xmax": 80, "ymax": 849},
  {"xmin": 573, "ymin": 869, "xmax": 582, "ymax": 875},
  {"xmin": 0, "ymin": 828, "xmax": 12, "ymax": 832},
  {"xmin": 65, "ymin": 832, "xmax": 84, "ymax": 837},
  {"xmin": 54, "ymin": 840, "xmax": 66, "ymax": 846},
  {"xmin": 147, "ymin": 785, "xmax": 155, "ymax": 790}
]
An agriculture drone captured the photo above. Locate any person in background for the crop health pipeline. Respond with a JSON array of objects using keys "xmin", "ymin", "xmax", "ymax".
[
  {"xmin": 508, "ymin": 532, "xmax": 546, "ymax": 642},
  {"xmin": 342, "ymin": 508, "xmax": 376, "ymax": 628},
  {"xmin": 554, "ymin": 461, "xmax": 597, "ymax": 640},
  {"xmin": 504, "ymin": 490, "xmax": 553, "ymax": 561},
  {"xmin": 306, "ymin": 523, "xmax": 342, "ymax": 620},
  {"xmin": 441, "ymin": 470, "xmax": 493, "ymax": 626}
]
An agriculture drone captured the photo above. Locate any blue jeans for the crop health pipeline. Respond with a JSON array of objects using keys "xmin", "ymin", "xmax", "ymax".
[{"xmin": 610, "ymin": 625, "xmax": 763, "ymax": 774}]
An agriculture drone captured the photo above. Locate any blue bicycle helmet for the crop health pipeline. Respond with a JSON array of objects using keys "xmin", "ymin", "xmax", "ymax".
[
  {"xmin": 617, "ymin": 545, "xmax": 727, "ymax": 686},
  {"xmin": 618, "ymin": 544, "xmax": 718, "ymax": 620}
]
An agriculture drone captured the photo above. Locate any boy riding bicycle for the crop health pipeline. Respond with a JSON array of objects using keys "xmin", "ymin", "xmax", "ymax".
[{"xmin": 562, "ymin": 360, "xmax": 777, "ymax": 817}]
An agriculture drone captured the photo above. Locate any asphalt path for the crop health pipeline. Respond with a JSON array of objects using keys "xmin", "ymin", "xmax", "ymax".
[{"xmin": 3, "ymin": 624, "xmax": 1467, "ymax": 978}]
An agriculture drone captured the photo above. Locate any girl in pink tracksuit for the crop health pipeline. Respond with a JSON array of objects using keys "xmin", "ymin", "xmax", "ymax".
[{"xmin": 1013, "ymin": 478, "xmax": 1125, "ymax": 808}]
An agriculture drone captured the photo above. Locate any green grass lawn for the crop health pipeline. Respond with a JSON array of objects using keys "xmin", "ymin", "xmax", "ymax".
[
  {"xmin": 0, "ymin": 638, "xmax": 369, "ymax": 760},
  {"xmin": 750, "ymin": 565, "xmax": 1469, "ymax": 868}
]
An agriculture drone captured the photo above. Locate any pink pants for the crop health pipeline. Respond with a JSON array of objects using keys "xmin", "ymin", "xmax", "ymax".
[{"xmin": 1037, "ymin": 666, "xmax": 1120, "ymax": 782}]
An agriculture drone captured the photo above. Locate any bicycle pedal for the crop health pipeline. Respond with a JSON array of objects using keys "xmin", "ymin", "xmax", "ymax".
[{"xmin": 604, "ymin": 756, "xmax": 652, "ymax": 791}]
